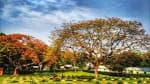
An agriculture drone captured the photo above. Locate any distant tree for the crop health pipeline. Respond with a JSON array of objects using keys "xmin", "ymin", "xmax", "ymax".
[
  {"xmin": 76, "ymin": 52, "xmax": 89, "ymax": 69},
  {"xmin": 63, "ymin": 48, "xmax": 78, "ymax": 71},
  {"xmin": 44, "ymin": 39, "xmax": 62, "ymax": 72},
  {"xmin": 44, "ymin": 46, "xmax": 58, "ymax": 72},
  {"xmin": 0, "ymin": 33, "xmax": 47, "ymax": 75},
  {"xmin": 140, "ymin": 50, "xmax": 150, "ymax": 67},
  {"xmin": 52, "ymin": 17, "xmax": 150, "ymax": 79},
  {"xmin": 0, "ymin": 32, "xmax": 6, "ymax": 36},
  {"xmin": 109, "ymin": 50, "xmax": 142, "ymax": 72}
]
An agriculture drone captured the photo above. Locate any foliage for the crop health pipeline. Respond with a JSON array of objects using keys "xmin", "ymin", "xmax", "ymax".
[
  {"xmin": 44, "ymin": 46, "xmax": 58, "ymax": 68},
  {"xmin": 51, "ymin": 17, "xmax": 150, "ymax": 78},
  {"xmin": 108, "ymin": 50, "xmax": 142, "ymax": 71},
  {"xmin": 0, "ymin": 33, "xmax": 47, "ymax": 75},
  {"xmin": 117, "ymin": 80, "xmax": 124, "ymax": 84},
  {"xmin": 140, "ymin": 50, "xmax": 150, "ymax": 67}
]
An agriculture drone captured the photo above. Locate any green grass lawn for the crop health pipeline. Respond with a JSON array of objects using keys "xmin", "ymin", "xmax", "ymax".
[
  {"xmin": 0, "ymin": 71, "xmax": 150, "ymax": 84},
  {"xmin": 0, "ymin": 75, "xmax": 8, "ymax": 84}
]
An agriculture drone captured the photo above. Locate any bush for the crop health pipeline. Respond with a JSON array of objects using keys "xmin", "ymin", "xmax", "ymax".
[
  {"xmin": 83, "ymin": 70, "xmax": 150, "ymax": 77},
  {"xmin": 137, "ymin": 80, "xmax": 142, "ymax": 83},
  {"xmin": 40, "ymin": 79, "xmax": 48, "ymax": 82},
  {"xmin": 106, "ymin": 82, "xmax": 112, "ymax": 84},
  {"xmin": 53, "ymin": 78, "xmax": 61, "ymax": 81},
  {"xmin": 105, "ymin": 77, "xmax": 111, "ymax": 80},
  {"xmin": 18, "ymin": 70, "xmax": 34, "ymax": 74},
  {"xmin": 66, "ymin": 79, "xmax": 73, "ymax": 81},
  {"xmin": 117, "ymin": 80, "xmax": 124, "ymax": 84},
  {"xmin": 146, "ymin": 80, "xmax": 150, "ymax": 83},
  {"xmin": 10, "ymin": 80, "xmax": 18, "ymax": 83},
  {"xmin": 95, "ymin": 80, "xmax": 100, "ymax": 84},
  {"xmin": 22, "ymin": 77, "xmax": 26, "ymax": 80}
]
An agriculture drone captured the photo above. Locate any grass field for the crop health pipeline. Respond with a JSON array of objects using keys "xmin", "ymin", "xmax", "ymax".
[{"xmin": 0, "ymin": 71, "xmax": 150, "ymax": 84}]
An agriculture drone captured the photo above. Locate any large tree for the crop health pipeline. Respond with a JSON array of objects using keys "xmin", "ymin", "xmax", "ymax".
[
  {"xmin": 0, "ymin": 33, "xmax": 47, "ymax": 75},
  {"xmin": 52, "ymin": 17, "xmax": 150, "ymax": 79}
]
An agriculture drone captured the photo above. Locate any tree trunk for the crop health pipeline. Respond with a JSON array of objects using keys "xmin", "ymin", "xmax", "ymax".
[
  {"xmin": 53, "ymin": 64, "xmax": 56, "ymax": 74},
  {"xmin": 73, "ymin": 62, "xmax": 76, "ymax": 72},
  {"xmin": 0, "ymin": 68, "xmax": 3, "ymax": 75},
  {"xmin": 13, "ymin": 67, "xmax": 18, "ymax": 76},
  {"xmin": 12, "ymin": 63, "xmax": 36, "ymax": 76},
  {"xmin": 94, "ymin": 62, "xmax": 99, "ymax": 79}
]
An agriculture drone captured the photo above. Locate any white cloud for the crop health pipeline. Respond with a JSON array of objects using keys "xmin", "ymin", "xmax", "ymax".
[
  {"xmin": 1, "ymin": 0, "xmax": 149, "ymax": 44},
  {"xmin": 1, "ymin": 0, "xmax": 96, "ymax": 44},
  {"xmin": 2, "ymin": 0, "xmax": 96, "ymax": 24}
]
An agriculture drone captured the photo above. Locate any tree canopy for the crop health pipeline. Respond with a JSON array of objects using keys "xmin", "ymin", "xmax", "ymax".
[
  {"xmin": 0, "ymin": 33, "xmax": 47, "ymax": 75},
  {"xmin": 52, "ymin": 17, "xmax": 150, "ymax": 78}
]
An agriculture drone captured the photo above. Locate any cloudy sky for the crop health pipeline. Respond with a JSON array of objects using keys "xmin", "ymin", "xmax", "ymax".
[{"xmin": 0, "ymin": 0, "xmax": 150, "ymax": 44}]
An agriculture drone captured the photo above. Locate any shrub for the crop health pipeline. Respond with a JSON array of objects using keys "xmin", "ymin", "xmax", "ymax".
[
  {"xmin": 10, "ymin": 80, "xmax": 18, "ymax": 83},
  {"xmin": 66, "ymin": 79, "xmax": 73, "ymax": 81},
  {"xmin": 105, "ymin": 77, "xmax": 111, "ymax": 80},
  {"xmin": 117, "ymin": 80, "xmax": 124, "ymax": 84},
  {"xmin": 122, "ymin": 77, "xmax": 126, "ymax": 80},
  {"xmin": 106, "ymin": 82, "xmax": 112, "ymax": 84},
  {"xmin": 137, "ymin": 80, "xmax": 142, "ymax": 83},
  {"xmin": 40, "ymin": 79, "xmax": 48, "ymax": 82},
  {"xmin": 83, "ymin": 79, "xmax": 88, "ymax": 81},
  {"xmin": 95, "ymin": 80, "xmax": 100, "ymax": 84},
  {"xmin": 128, "ymin": 81, "xmax": 132, "ymax": 84},
  {"xmin": 53, "ymin": 78, "xmax": 61, "ymax": 81},
  {"xmin": 146, "ymin": 80, "xmax": 150, "ymax": 83}
]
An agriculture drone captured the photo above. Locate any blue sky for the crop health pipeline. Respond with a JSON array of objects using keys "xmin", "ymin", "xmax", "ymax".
[{"xmin": 0, "ymin": 0, "xmax": 150, "ymax": 44}]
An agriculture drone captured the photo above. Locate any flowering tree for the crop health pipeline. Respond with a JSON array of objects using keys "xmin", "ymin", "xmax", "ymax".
[
  {"xmin": 52, "ymin": 17, "xmax": 150, "ymax": 78},
  {"xmin": 0, "ymin": 33, "xmax": 47, "ymax": 75}
]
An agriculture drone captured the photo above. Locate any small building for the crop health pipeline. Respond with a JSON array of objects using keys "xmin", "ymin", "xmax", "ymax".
[
  {"xmin": 85, "ymin": 62, "xmax": 94, "ymax": 70},
  {"xmin": 124, "ymin": 67, "xmax": 150, "ymax": 74},
  {"xmin": 98, "ymin": 65, "xmax": 110, "ymax": 72},
  {"xmin": 64, "ymin": 64, "xmax": 73, "ymax": 70},
  {"xmin": 61, "ymin": 64, "xmax": 79, "ymax": 70},
  {"xmin": 32, "ymin": 66, "xmax": 39, "ymax": 71},
  {"xmin": 89, "ymin": 65, "xmax": 110, "ymax": 72}
]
